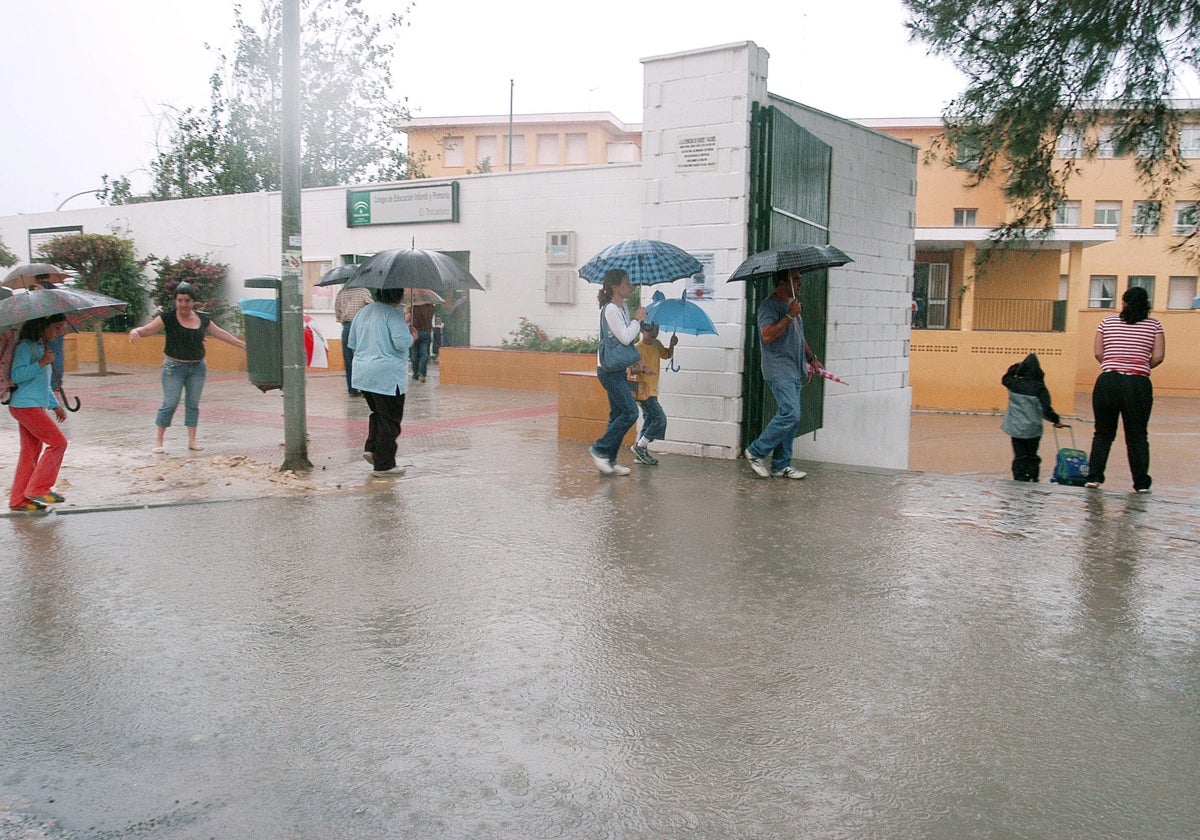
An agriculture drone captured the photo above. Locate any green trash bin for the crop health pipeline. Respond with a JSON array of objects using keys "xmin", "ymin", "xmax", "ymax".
[{"xmin": 240, "ymin": 297, "xmax": 282, "ymax": 392}]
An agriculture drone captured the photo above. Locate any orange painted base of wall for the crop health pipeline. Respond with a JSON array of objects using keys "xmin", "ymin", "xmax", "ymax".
[
  {"xmin": 439, "ymin": 347, "xmax": 594, "ymax": 392},
  {"xmin": 558, "ymin": 371, "xmax": 636, "ymax": 446},
  {"xmin": 910, "ymin": 331, "xmax": 1078, "ymax": 415},
  {"xmin": 66, "ymin": 332, "xmax": 248, "ymax": 371}
]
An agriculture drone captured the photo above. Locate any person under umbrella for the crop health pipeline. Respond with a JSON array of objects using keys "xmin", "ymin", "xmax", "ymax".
[
  {"xmin": 7, "ymin": 314, "xmax": 70, "ymax": 512},
  {"xmin": 129, "ymin": 282, "xmax": 246, "ymax": 454},
  {"xmin": 743, "ymin": 268, "xmax": 821, "ymax": 481},
  {"xmin": 347, "ymin": 287, "xmax": 414, "ymax": 476},
  {"xmin": 588, "ymin": 269, "xmax": 646, "ymax": 476},
  {"xmin": 626, "ymin": 321, "xmax": 677, "ymax": 465},
  {"xmin": 334, "ymin": 284, "xmax": 374, "ymax": 396}
]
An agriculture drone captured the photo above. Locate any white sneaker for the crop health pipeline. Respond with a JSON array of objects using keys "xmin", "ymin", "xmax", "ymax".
[
  {"xmin": 745, "ymin": 448, "xmax": 770, "ymax": 478},
  {"xmin": 610, "ymin": 462, "xmax": 631, "ymax": 476},
  {"xmin": 1084, "ymin": 481, "xmax": 1101, "ymax": 489},
  {"xmin": 771, "ymin": 466, "xmax": 808, "ymax": 480},
  {"xmin": 589, "ymin": 446, "xmax": 614, "ymax": 474},
  {"xmin": 371, "ymin": 466, "xmax": 405, "ymax": 477}
]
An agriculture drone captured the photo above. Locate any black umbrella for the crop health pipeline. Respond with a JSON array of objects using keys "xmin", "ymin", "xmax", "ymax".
[
  {"xmin": 343, "ymin": 248, "xmax": 484, "ymax": 292},
  {"xmin": 727, "ymin": 244, "xmax": 853, "ymax": 282},
  {"xmin": 315, "ymin": 264, "xmax": 361, "ymax": 287}
]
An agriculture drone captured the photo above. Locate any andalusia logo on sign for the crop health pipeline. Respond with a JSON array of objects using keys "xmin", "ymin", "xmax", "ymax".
[{"xmin": 349, "ymin": 192, "xmax": 371, "ymax": 225}]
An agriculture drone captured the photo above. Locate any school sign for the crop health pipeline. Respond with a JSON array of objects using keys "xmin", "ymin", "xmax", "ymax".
[{"xmin": 346, "ymin": 183, "xmax": 459, "ymax": 227}]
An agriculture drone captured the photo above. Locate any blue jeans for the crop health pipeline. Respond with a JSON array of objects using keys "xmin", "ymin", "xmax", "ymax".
[
  {"xmin": 748, "ymin": 377, "xmax": 802, "ymax": 472},
  {"xmin": 412, "ymin": 331, "xmax": 433, "ymax": 378},
  {"xmin": 340, "ymin": 321, "xmax": 356, "ymax": 393},
  {"xmin": 594, "ymin": 368, "xmax": 639, "ymax": 460},
  {"xmin": 638, "ymin": 396, "xmax": 667, "ymax": 442},
  {"xmin": 156, "ymin": 358, "xmax": 206, "ymax": 428}
]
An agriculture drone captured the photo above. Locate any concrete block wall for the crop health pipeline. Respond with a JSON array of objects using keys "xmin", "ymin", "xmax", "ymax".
[
  {"xmin": 637, "ymin": 42, "xmax": 767, "ymax": 458},
  {"xmin": 769, "ymin": 98, "xmax": 918, "ymax": 469}
]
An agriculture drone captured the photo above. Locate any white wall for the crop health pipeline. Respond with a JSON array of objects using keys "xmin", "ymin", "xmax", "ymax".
[{"xmin": 771, "ymin": 97, "xmax": 917, "ymax": 469}]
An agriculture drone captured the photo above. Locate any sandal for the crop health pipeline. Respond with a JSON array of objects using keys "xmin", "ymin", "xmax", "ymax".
[{"xmin": 11, "ymin": 500, "xmax": 47, "ymax": 513}]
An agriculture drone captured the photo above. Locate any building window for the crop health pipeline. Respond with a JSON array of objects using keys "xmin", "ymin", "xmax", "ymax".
[
  {"xmin": 1089, "ymin": 275, "xmax": 1116, "ymax": 309},
  {"xmin": 475, "ymin": 135, "xmax": 497, "ymax": 170},
  {"xmin": 954, "ymin": 135, "xmax": 982, "ymax": 171},
  {"xmin": 1097, "ymin": 127, "xmax": 1121, "ymax": 158},
  {"xmin": 1167, "ymin": 276, "xmax": 1197, "ymax": 309},
  {"xmin": 606, "ymin": 141, "xmax": 640, "ymax": 163},
  {"xmin": 1093, "ymin": 201, "xmax": 1120, "ymax": 228},
  {"xmin": 1132, "ymin": 201, "xmax": 1161, "ymax": 236},
  {"xmin": 504, "ymin": 135, "xmax": 526, "ymax": 166},
  {"xmin": 443, "ymin": 136, "xmax": 464, "ymax": 167},
  {"xmin": 1172, "ymin": 201, "xmax": 1198, "ymax": 236},
  {"xmin": 565, "ymin": 133, "xmax": 588, "ymax": 165},
  {"xmin": 953, "ymin": 208, "xmax": 978, "ymax": 227},
  {"xmin": 1057, "ymin": 129, "xmax": 1083, "ymax": 158},
  {"xmin": 536, "ymin": 133, "xmax": 559, "ymax": 165},
  {"xmin": 1058, "ymin": 274, "xmax": 1069, "ymax": 301},
  {"xmin": 1128, "ymin": 275, "xmax": 1155, "ymax": 304},
  {"xmin": 1054, "ymin": 201, "xmax": 1081, "ymax": 227},
  {"xmin": 913, "ymin": 262, "xmax": 950, "ymax": 329},
  {"xmin": 1180, "ymin": 124, "xmax": 1200, "ymax": 158}
]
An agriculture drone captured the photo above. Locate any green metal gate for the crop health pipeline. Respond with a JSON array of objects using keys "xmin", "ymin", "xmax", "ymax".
[{"xmin": 743, "ymin": 102, "xmax": 833, "ymax": 444}]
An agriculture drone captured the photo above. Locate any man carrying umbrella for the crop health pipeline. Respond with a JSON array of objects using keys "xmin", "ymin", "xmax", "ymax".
[
  {"xmin": 744, "ymin": 268, "xmax": 821, "ymax": 480},
  {"xmin": 347, "ymin": 287, "xmax": 414, "ymax": 476}
]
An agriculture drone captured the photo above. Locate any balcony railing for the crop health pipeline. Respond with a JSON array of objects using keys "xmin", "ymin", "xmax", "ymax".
[{"xmin": 973, "ymin": 299, "xmax": 1066, "ymax": 332}]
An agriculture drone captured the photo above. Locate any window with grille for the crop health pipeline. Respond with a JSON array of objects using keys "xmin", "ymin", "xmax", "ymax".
[
  {"xmin": 1093, "ymin": 201, "xmax": 1120, "ymax": 228},
  {"xmin": 1172, "ymin": 201, "xmax": 1197, "ymax": 236},
  {"xmin": 475, "ymin": 135, "xmax": 497, "ymax": 170},
  {"xmin": 1089, "ymin": 275, "xmax": 1116, "ymax": 308},
  {"xmin": 1057, "ymin": 129, "xmax": 1083, "ymax": 158},
  {"xmin": 1180, "ymin": 125, "xmax": 1200, "ymax": 158},
  {"xmin": 565, "ymin": 133, "xmax": 588, "ymax": 165},
  {"xmin": 1054, "ymin": 201, "xmax": 1081, "ymax": 227},
  {"xmin": 505, "ymin": 135, "xmax": 526, "ymax": 166},
  {"xmin": 1128, "ymin": 275, "xmax": 1155, "ymax": 304},
  {"xmin": 1132, "ymin": 201, "xmax": 1161, "ymax": 235},
  {"xmin": 953, "ymin": 208, "xmax": 977, "ymax": 227},
  {"xmin": 536, "ymin": 134, "xmax": 559, "ymax": 165}
]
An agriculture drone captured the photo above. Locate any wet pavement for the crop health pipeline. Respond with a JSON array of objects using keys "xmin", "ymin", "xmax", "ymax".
[{"xmin": 2, "ymin": 362, "xmax": 1198, "ymax": 837}]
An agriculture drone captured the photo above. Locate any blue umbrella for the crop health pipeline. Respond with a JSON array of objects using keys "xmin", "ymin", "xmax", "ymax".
[
  {"xmin": 644, "ymin": 290, "xmax": 718, "ymax": 336},
  {"xmin": 579, "ymin": 239, "xmax": 702, "ymax": 286}
]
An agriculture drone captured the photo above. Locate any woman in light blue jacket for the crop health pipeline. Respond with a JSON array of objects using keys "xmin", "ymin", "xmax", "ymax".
[{"xmin": 348, "ymin": 287, "xmax": 415, "ymax": 476}]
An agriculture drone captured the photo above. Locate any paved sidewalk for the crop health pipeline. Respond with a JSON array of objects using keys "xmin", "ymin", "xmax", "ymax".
[{"xmin": 2, "ymin": 361, "xmax": 1197, "ymax": 513}]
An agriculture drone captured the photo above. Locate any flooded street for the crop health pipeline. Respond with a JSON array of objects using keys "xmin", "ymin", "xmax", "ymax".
[{"xmin": 3, "ymin": 442, "xmax": 1198, "ymax": 838}]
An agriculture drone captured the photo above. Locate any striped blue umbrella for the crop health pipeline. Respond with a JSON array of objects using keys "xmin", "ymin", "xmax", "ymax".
[{"xmin": 579, "ymin": 239, "xmax": 703, "ymax": 286}]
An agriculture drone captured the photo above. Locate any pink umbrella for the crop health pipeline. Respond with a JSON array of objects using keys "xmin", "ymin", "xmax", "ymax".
[{"xmin": 808, "ymin": 362, "xmax": 849, "ymax": 385}]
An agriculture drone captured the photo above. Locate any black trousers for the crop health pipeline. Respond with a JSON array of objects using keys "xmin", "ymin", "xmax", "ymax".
[
  {"xmin": 362, "ymin": 389, "xmax": 406, "ymax": 471},
  {"xmin": 1010, "ymin": 436, "xmax": 1042, "ymax": 481},
  {"xmin": 1087, "ymin": 370, "xmax": 1153, "ymax": 491}
]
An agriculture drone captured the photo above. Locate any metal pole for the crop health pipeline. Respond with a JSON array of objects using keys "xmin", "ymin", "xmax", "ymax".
[
  {"xmin": 508, "ymin": 79, "xmax": 513, "ymax": 172},
  {"xmin": 280, "ymin": 0, "xmax": 311, "ymax": 471}
]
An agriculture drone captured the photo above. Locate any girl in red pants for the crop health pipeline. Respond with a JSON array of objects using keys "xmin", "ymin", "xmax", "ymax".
[{"xmin": 7, "ymin": 314, "xmax": 69, "ymax": 512}]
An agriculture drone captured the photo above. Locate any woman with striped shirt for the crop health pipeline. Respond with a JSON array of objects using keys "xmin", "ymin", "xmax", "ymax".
[{"xmin": 1085, "ymin": 286, "xmax": 1165, "ymax": 493}]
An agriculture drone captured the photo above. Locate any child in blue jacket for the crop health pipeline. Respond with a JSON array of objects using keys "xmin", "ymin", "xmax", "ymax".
[{"xmin": 1001, "ymin": 353, "xmax": 1062, "ymax": 482}]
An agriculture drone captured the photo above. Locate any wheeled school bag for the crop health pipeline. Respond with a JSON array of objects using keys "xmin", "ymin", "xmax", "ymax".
[{"xmin": 1050, "ymin": 424, "xmax": 1089, "ymax": 486}]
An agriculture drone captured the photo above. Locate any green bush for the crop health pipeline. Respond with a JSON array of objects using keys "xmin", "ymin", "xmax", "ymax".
[{"xmin": 500, "ymin": 317, "xmax": 598, "ymax": 354}]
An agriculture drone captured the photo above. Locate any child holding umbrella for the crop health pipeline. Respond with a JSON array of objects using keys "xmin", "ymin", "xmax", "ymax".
[{"xmin": 626, "ymin": 321, "xmax": 677, "ymax": 465}]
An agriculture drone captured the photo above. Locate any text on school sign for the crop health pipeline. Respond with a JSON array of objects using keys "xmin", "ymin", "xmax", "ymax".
[{"xmin": 346, "ymin": 183, "xmax": 460, "ymax": 227}]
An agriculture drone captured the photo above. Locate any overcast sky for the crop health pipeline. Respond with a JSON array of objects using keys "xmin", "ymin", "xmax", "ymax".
[{"xmin": 0, "ymin": 0, "xmax": 970, "ymax": 218}]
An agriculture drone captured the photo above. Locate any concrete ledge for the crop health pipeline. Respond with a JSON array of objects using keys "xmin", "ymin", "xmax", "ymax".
[
  {"xmin": 558, "ymin": 370, "xmax": 636, "ymax": 446},
  {"xmin": 440, "ymin": 347, "xmax": 594, "ymax": 392}
]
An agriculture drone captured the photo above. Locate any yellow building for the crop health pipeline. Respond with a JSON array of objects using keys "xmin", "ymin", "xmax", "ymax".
[
  {"xmin": 403, "ymin": 112, "xmax": 641, "ymax": 177},
  {"xmin": 863, "ymin": 111, "xmax": 1199, "ymax": 412}
]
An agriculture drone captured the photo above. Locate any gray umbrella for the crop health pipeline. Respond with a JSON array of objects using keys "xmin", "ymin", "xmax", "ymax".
[
  {"xmin": 727, "ymin": 244, "xmax": 853, "ymax": 282},
  {"xmin": 3, "ymin": 263, "xmax": 71, "ymax": 289},
  {"xmin": 315, "ymin": 264, "xmax": 361, "ymax": 287},
  {"xmin": 343, "ymin": 248, "xmax": 484, "ymax": 292}
]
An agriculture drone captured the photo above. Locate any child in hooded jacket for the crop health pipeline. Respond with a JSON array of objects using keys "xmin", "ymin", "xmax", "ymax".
[{"xmin": 1001, "ymin": 353, "xmax": 1062, "ymax": 482}]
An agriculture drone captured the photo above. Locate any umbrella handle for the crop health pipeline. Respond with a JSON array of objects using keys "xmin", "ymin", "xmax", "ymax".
[
  {"xmin": 55, "ymin": 387, "xmax": 81, "ymax": 412},
  {"xmin": 666, "ymin": 357, "xmax": 681, "ymax": 373}
]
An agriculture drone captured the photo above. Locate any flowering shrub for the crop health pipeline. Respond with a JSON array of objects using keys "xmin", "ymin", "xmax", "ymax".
[{"xmin": 501, "ymin": 316, "xmax": 598, "ymax": 353}]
